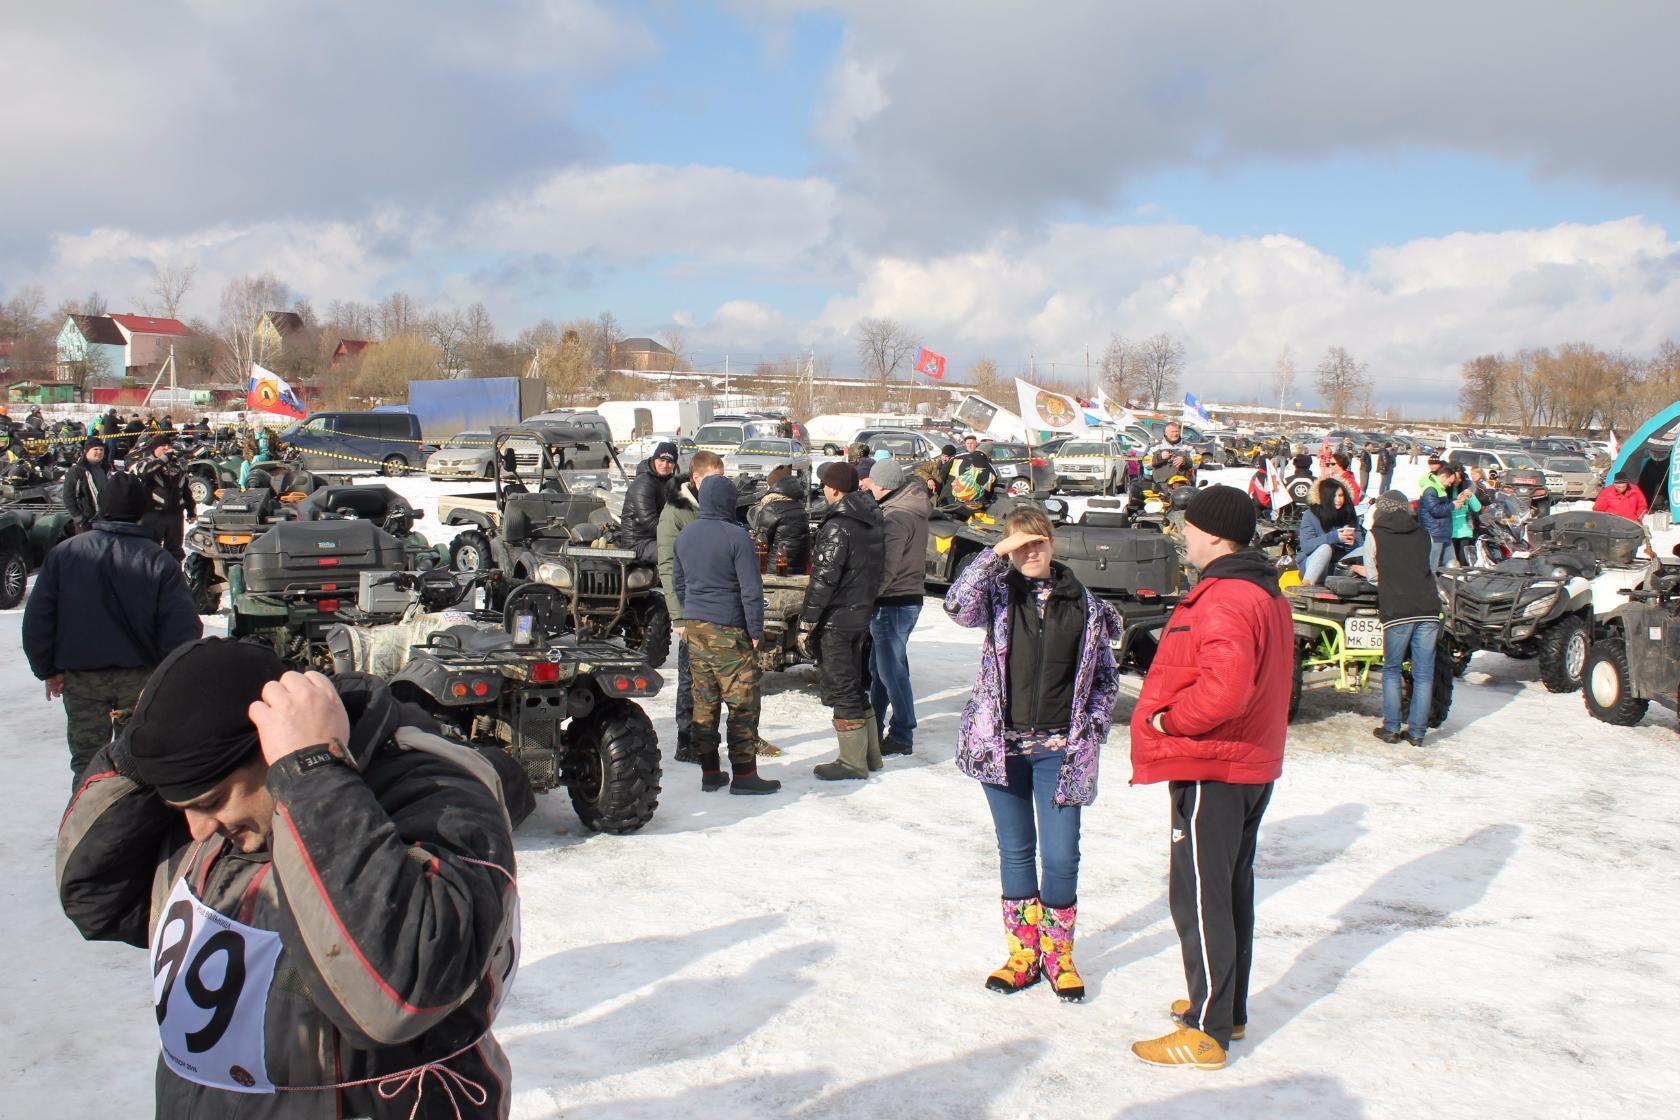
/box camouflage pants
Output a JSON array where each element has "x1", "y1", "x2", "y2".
[
  {"x1": 62, "y1": 667, "x2": 153, "y2": 786},
  {"x1": 686, "y1": 621, "x2": 761, "y2": 767}
]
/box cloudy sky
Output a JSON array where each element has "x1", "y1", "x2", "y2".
[{"x1": 7, "y1": 0, "x2": 1680, "y2": 410}]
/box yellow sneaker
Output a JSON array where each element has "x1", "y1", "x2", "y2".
[
  {"x1": 1131, "y1": 1027, "x2": 1226, "y2": 1070},
  {"x1": 1170, "y1": 999, "x2": 1245, "y2": 1040}
]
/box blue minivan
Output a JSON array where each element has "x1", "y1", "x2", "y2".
[{"x1": 282, "y1": 411, "x2": 434, "y2": 475}]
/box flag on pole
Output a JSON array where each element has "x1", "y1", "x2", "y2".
[
  {"x1": 1607, "y1": 430, "x2": 1621, "y2": 459},
  {"x1": 914, "y1": 347, "x2": 946, "y2": 380},
  {"x1": 247, "y1": 364, "x2": 306, "y2": 419},
  {"x1": 1181, "y1": 392, "x2": 1211, "y2": 427},
  {"x1": 1015, "y1": 378, "x2": 1089, "y2": 436},
  {"x1": 1265, "y1": 456, "x2": 1289, "y2": 510}
]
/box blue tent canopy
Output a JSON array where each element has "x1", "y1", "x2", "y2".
[{"x1": 1608, "y1": 400, "x2": 1680, "y2": 511}]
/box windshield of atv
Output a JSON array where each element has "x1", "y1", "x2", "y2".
[
  {"x1": 738, "y1": 439, "x2": 800, "y2": 455},
  {"x1": 445, "y1": 432, "x2": 490, "y2": 449}
]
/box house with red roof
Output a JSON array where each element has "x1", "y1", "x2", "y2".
[
  {"x1": 331, "y1": 338, "x2": 375, "y2": 370},
  {"x1": 107, "y1": 313, "x2": 194, "y2": 375}
]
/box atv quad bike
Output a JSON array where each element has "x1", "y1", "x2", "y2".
[
  {"x1": 0, "y1": 491, "x2": 75, "y2": 609},
  {"x1": 445, "y1": 427, "x2": 671, "y2": 668},
  {"x1": 1438, "y1": 511, "x2": 1654, "y2": 691},
  {"x1": 328, "y1": 571, "x2": 663, "y2": 833},
  {"x1": 1055, "y1": 500, "x2": 1182, "y2": 674},
  {"x1": 1285, "y1": 573, "x2": 1455, "y2": 727},
  {"x1": 1583, "y1": 557, "x2": 1680, "y2": 729},
  {"x1": 185, "y1": 472, "x2": 438, "y2": 617}
]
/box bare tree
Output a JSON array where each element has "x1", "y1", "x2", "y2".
[
  {"x1": 1271, "y1": 346, "x2": 1296, "y2": 420},
  {"x1": 425, "y1": 311, "x2": 469, "y2": 377},
  {"x1": 968, "y1": 356, "x2": 1005, "y2": 401},
  {"x1": 354, "y1": 331, "x2": 442, "y2": 398},
  {"x1": 378, "y1": 292, "x2": 421, "y2": 339},
  {"x1": 145, "y1": 264, "x2": 196, "y2": 319},
  {"x1": 1457, "y1": 354, "x2": 1502, "y2": 425},
  {"x1": 593, "y1": 311, "x2": 624, "y2": 371},
  {"x1": 659, "y1": 325, "x2": 688, "y2": 372},
  {"x1": 218, "y1": 273, "x2": 291, "y2": 379},
  {"x1": 1314, "y1": 345, "x2": 1369, "y2": 424},
  {"x1": 1099, "y1": 335, "x2": 1134, "y2": 404},
  {"x1": 1135, "y1": 332, "x2": 1185, "y2": 409},
  {"x1": 1505, "y1": 349, "x2": 1546, "y2": 431},
  {"x1": 854, "y1": 317, "x2": 915, "y2": 404}
]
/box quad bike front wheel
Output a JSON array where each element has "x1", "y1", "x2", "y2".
[
  {"x1": 451, "y1": 529, "x2": 491, "y2": 573},
  {"x1": 183, "y1": 554, "x2": 221, "y2": 615},
  {"x1": 1582, "y1": 639, "x2": 1648, "y2": 726},
  {"x1": 0, "y1": 547, "x2": 27, "y2": 610},
  {"x1": 623, "y1": 596, "x2": 672, "y2": 669},
  {"x1": 1538, "y1": 615, "x2": 1590, "y2": 694},
  {"x1": 1400, "y1": 650, "x2": 1455, "y2": 729},
  {"x1": 563, "y1": 698, "x2": 662, "y2": 834}
]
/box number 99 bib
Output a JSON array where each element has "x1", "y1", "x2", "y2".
[{"x1": 151, "y1": 876, "x2": 283, "y2": 1094}]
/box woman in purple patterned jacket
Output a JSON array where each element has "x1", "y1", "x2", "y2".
[{"x1": 945, "y1": 504, "x2": 1122, "y2": 1002}]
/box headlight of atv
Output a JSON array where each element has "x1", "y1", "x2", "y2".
[
  {"x1": 534, "y1": 561, "x2": 574, "y2": 589},
  {"x1": 626, "y1": 566, "x2": 655, "y2": 591},
  {"x1": 1520, "y1": 591, "x2": 1559, "y2": 618},
  {"x1": 186, "y1": 527, "x2": 210, "y2": 551}
]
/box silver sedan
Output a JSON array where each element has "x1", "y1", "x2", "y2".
[
  {"x1": 426, "y1": 431, "x2": 497, "y2": 479},
  {"x1": 724, "y1": 438, "x2": 812, "y2": 485}
]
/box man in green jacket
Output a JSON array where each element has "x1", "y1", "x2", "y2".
[{"x1": 658, "y1": 450, "x2": 723, "y2": 763}]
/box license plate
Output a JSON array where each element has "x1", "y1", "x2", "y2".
[
  {"x1": 997, "y1": 465, "x2": 1018, "y2": 477},
  {"x1": 1345, "y1": 616, "x2": 1383, "y2": 649}
]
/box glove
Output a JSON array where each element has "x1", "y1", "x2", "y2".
[{"x1": 796, "y1": 623, "x2": 818, "y2": 660}]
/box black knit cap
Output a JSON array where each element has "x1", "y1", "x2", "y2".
[
  {"x1": 127, "y1": 638, "x2": 290, "y2": 802},
  {"x1": 652, "y1": 440, "x2": 679, "y2": 464},
  {"x1": 1185, "y1": 484, "x2": 1257, "y2": 546},
  {"x1": 98, "y1": 473, "x2": 148, "y2": 523},
  {"x1": 821, "y1": 461, "x2": 859, "y2": 493}
]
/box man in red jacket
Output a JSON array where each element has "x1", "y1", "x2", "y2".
[
  {"x1": 1593, "y1": 469, "x2": 1649, "y2": 521},
  {"x1": 1128, "y1": 484, "x2": 1293, "y2": 1070}
]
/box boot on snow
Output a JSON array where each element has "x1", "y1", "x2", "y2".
[
  {"x1": 730, "y1": 761, "x2": 782, "y2": 795},
  {"x1": 863, "y1": 709, "x2": 883, "y2": 772},
  {"x1": 674, "y1": 729, "x2": 699, "y2": 764},
  {"x1": 698, "y1": 748, "x2": 728, "y2": 792},
  {"x1": 1039, "y1": 903, "x2": 1085, "y2": 1002},
  {"x1": 984, "y1": 896, "x2": 1043, "y2": 994},
  {"x1": 813, "y1": 718, "x2": 870, "y2": 781}
]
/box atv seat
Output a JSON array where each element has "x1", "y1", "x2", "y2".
[
  {"x1": 298, "y1": 485, "x2": 397, "y2": 521},
  {"x1": 436, "y1": 625, "x2": 517, "y2": 654},
  {"x1": 1080, "y1": 511, "x2": 1131, "y2": 528},
  {"x1": 1324, "y1": 575, "x2": 1377, "y2": 600}
]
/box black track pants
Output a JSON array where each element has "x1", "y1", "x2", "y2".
[{"x1": 1168, "y1": 779, "x2": 1273, "y2": 1048}]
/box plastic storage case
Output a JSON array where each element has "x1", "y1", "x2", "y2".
[{"x1": 243, "y1": 520, "x2": 407, "y2": 594}]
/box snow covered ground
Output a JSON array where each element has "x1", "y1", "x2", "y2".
[{"x1": 5, "y1": 469, "x2": 1679, "y2": 1118}]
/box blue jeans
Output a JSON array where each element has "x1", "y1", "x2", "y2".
[
  {"x1": 982, "y1": 751, "x2": 1082, "y2": 908},
  {"x1": 1382, "y1": 620, "x2": 1441, "y2": 737},
  {"x1": 1299, "y1": 541, "x2": 1359, "y2": 584},
  {"x1": 1427, "y1": 540, "x2": 1454, "y2": 571},
  {"x1": 868, "y1": 602, "x2": 922, "y2": 745}
]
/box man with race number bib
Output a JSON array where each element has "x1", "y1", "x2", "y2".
[{"x1": 57, "y1": 638, "x2": 520, "y2": 1118}]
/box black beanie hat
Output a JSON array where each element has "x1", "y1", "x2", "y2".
[
  {"x1": 127, "y1": 638, "x2": 290, "y2": 802},
  {"x1": 1185, "y1": 484, "x2": 1257, "y2": 546},
  {"x1": 820, "y1": 461, "x2": 859, "y2": 493},
  {"x1": 98, "y1": 473, "x2": 148, "y2": 523},
  {"x1": 652, "y1": 440, "x2": 679, "y2": 464}
]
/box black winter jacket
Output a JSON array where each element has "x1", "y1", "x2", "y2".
[
  {"x1": 1372, "y1": 505, "x2": 1442, "y2": 625},
  {"x1": 63, "y1": 457, "x2": 108, "y2": 526},
  {"x1": 800, "y1": 491, "x2": 884, "y2": 632},
  {"x1": 1004, "y1": 562, "x2": 1089, "y2": 732},
  {"x1": 21, "y1": 521, "x2": 202, "y2": 678},
  {"x1": 56, "y1": 674, "x2": 518, "y2": 1119},
  {"x1": 137, "y1": 455, "x2": 197, "y2": 518},
  {"x1": 748, "y1": 476, "x2": 812, "y2": 570},
  {"x1": 619, "y1": 459, "x2": 671, "y2": 562}
]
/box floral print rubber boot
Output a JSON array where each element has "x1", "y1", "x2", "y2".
[
  {"x1": 1039, "y1": 903, "x2": 1085, "y2": 1002},
  {"x1": 985, "y1": 897, "x2": 1043, "y2": 994}
]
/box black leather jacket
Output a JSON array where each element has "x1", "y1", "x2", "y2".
[
  {"x1": 800, "y1": 491, "x2": 884, "y2": 632},
  {"x1": 619, "y1": 459, "x2": 672, "y2": 561},
  {"x1": 748, "y1": 477, "x2": 812, "y2": 570}
]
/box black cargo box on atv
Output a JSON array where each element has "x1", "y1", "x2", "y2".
[
  {"x1": 244, "y1": 520, "x2": 407, "y2": 594},
  {"x1": 208, "y1": 488, "x2": 278, "y2": 529},
  {"x1": 1527, "y1": 511, "x2": 1643, "y2": 565},
  {"x1": 1055, "y1": 525, "x2": 1180, "y2": 596}
]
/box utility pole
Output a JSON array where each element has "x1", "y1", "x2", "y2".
[{"x1": 725, "y1": 354, "x2": 731, "y2": 408}]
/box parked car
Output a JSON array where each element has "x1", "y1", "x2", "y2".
[
  {"x1": 691, "y1": 418, "x2": 785, "y2": 455},
  {"x1": 979, "y1": 440, "x2": 1058, "y2": 497},
  {"x1": 1053, "y1": 437, "x2": 1134, "y2": 493},
  {"x1": 1448, "y1": 447, "x2": 1553, "y2": 514},
  {"x1": 725, "y1": 438, "x2": 812, "y2": 485},
  {"x1": 621, "y1": 432, "x2": 697, "y2": 473},
  {"x1": 526, "y1": 409, "x2": 613, "y2": 446},
  {"x1": 848, "y1": 428, "x2": 945, "y2": 462},
  {"x1": 1521, "y1": 436, "x2": 1586, "y2": 456},
  {"x1": 1536, "y1": 454, "x2": 1602, "y2": 501},
  {"x1": 281, "y1": 410, "x2": 435, "y2": 475},
  {"x1": 426, "y1": 430, "x2": 497, "y2": 480}
]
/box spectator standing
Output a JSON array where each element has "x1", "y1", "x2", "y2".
[
  {"x1": 673, "y1": 473, "x2": 780, "y2": 795},
  {"x1": 62, "y1": 439, "x2": 109, "y2": 532},
  {"x1": 1357, "y1": 442, "x2": 1374, "y2": 492},
  {"x1": 1594, "y1": 469, "x2": 1649, "y2": 521},
  {"x1": 1367, "y1": 490, "x2": 1444, "y2": 747},
  {"x1": 1128, "y1": 485, "x2": 1293, "y2": 1069},
  {"x1": 944, "y1": 504, "x2": 1121, "y2": 1002},
  {"x1": 800, "y1": 462, "x2": 885, "y2": 780},
  {"x1": 747, "y1": 464, "x2": 812, "y2": 571},
  {"x1": 22, "y1": 473, "x2": 202, "y2": 783},
  {"x1": 659, "y1": 451, "x2": 724, "y2": 764},
  {"x1": 860, "y1": 458, "x2": 930, "y2": 756},
  {"x1": 1449, "y1": 469, "x2": 1482, "y2": 567},
  {"x1": 621, "y1": 441, "x2": 678, "y2": 563},
  {"x1": 136, "y1": 440, "x2": 197, "y2": 560},
  {"x1": 950, "y1": 434, "x2": 998, "y2": 507},
  {"x1": 56, "y1": 640, "x2": 519, "y2": 1117},
  {"x1": 1289, "y1": 445, "x2": 1315, "y2": 480},
  {"x1": 1416, "y1": 460, "x2": 1461, "y2": 570},
  {"x1": 1376, "y1": 441, "x2": 1397, "y2": 494}
]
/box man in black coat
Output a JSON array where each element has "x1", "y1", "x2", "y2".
[
  {"x1": 620, "y1": 441, "x2": 678, "y2": 563},
  {"x1": 800, "y1": 461, "x2": 886, "y2": 780},
  {"x1": 136, "y1": 440, "x2": 198, "y2": 559},
  {"x1": 22, "y1": 472, "x2": 203, "y2": 783},
  {"x1": 62, "y1": 439, "x2": 110, "y2": 532},
  {"x1": 747, "y1": 465, "x2": 812, "y2": 570}
]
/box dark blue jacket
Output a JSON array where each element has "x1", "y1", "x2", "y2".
[
  {"x1": 1297, "y1": 478, "x2": 1365, "y2": 566},
  {"x1": 21, "y1": 521, "x2": 203, "y2": 678},
  {"x1": 672, "y1": 475, "x2": 765, "y2": 638},
  {"x1": 1416, "y1": 474, "x2": 1457, "y2": 542}
]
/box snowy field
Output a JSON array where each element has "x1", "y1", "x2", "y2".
[{"x1": 4, "y1": 468, "x2": 1679, "y2": 1118}]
